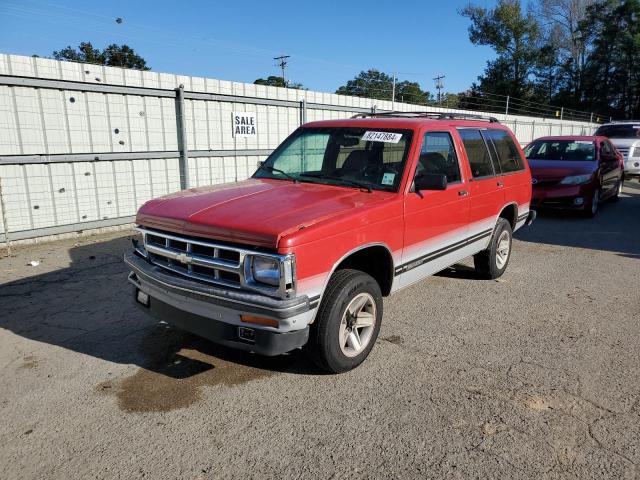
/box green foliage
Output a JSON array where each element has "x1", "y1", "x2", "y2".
[
  {"x1": 461, "y1": 0, "x2": 541, "y2": 98},
  {"x1": 461, "y1": 0, "x2": 640, "y2": 118},
  {"x1": 335, "y1": 69, "x2": 432, "y2": 104},
  {"x1": 253, "y1": 76, "x2": 305, "y2": 89},
  {"x1": 580, "y1": 0, "x2": 640, "y2": 118},
  {"x1": 52, "y1": 42, "x2": 149, "y2": 70}
]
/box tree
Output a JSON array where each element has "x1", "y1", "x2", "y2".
[
  {"x1": 537, "y1": 0, "x2": 595, "y2": 106},
  {"x1": 580, "y1": 0, "x2": 640, "y2": 118},
  {"x1": 335, "y1": 69, "x2": 432, "y2": 104},
  {"x1": 461, "y1": 0, "x2": 542, "y2": 98},
  {"x1": 52, "y1": 42, "x2": 150, "y2": 70},
  {"x1": 396, "y1": 80, "x2": 433, "y2": 104},
  {"x1": 253, "y1": 76, "x2": 305, "y2": 89}
]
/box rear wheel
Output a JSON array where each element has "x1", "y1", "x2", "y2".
[
  {"x1": 474, "y1": 218, "x2": 512, "y2": 279},
  {"x1": 305, "y1": 269, "x2": 382, "y2": 373}
]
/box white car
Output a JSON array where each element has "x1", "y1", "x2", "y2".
[{"x1": 594, "y1": 122, "x2": 640, "y2": 179}]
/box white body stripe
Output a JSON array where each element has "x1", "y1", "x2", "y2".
[{"x1": 298, "y1": 203, "x2": 531, "y2": 323}]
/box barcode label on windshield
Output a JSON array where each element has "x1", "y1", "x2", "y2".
[{"x1": 362, "y1": 131, "x2": 403, "y2": 143}]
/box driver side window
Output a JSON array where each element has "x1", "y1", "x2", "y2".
[
  {"x1": 417, "y1": 132, "x2": 461, "y2": 184},
  {"x1": 601, "y1": 141, "x2": 613, "y2": 158}
]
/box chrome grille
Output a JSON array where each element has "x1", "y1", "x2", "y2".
[
  {"x1": 616, "y1": 146, "x2": 630, "y2": 159},
  {"x1": 142, "y1": 229, "x2": 242, "y2": 288},
  {"x1": 136, "y1": 227, "x2": 296, "y2": 298}
]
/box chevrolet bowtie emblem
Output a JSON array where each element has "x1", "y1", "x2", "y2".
[{"x1": 175, "y1": 252, "x2": 193, "y2": 264}]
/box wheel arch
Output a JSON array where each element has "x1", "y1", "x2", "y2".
[
  {"x1": 324, "y1": 243, "x2": 395, "y2": 298},
  {"x1": 498, "y1": 202, "x2": 518, "y2": 230}
]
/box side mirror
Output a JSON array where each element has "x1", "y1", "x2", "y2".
[{"x1": 414, "y1": 173, "x2": 447, "y2": 191}]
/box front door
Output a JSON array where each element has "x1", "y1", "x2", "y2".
[
  {"x1": 599, "y1": 140, "x2": 620, "y2": 194},
  {"x1": 398, "y1": 130, "x2": 470, "y2": 288}
]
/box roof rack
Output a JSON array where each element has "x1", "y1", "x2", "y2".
[{"x1": 351, "y1": 111, "x2": 500, "y2": 123}]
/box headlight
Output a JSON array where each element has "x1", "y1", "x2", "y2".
[
  {"x1": 559, "y1": 174, "x2": 591, "y2": 185},
  {"x1": 251, "y1": 256, "x2": 280, "y2": 287}
]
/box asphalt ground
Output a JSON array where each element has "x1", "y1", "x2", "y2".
[{"x1": 1, "y1": 181, "x2": 639, "y2": 479}]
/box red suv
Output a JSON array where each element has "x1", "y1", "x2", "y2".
[{"x1": 125, "y1": 112, "x2": 534, "y2": 373}]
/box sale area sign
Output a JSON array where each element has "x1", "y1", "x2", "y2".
[{"x1": 232, "y1": 112, "x2": 257, "y2": 137}]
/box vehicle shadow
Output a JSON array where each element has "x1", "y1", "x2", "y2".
[
  {"x1": 435, "y1": 263, "x2": 480, "y2": 280},
  {"x1": 514, "y1": 181, "x2": 640, "y2": 259},
  {"x1": 0, "y1": 235, "x2": 322, "y2": 380}
]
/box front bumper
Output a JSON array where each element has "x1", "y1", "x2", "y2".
[
  {"x1": 125, "y1": 251, "x2": 314, "y2": 356},
  {"x1": 532, "y1": 183, "x2": 593, "y2": 210},
  {"x1": 624, "y1": 159, "x2": 640, "y2": 176}
]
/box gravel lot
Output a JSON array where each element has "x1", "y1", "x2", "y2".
[{"x1": 1, "y1": 182, "x2": 639, "y2": 479}]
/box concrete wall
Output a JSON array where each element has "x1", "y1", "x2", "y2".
[{"x1": 0, "y1": 53, "x2": 597, "y2": 243}]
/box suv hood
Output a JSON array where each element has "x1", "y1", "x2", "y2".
[
  {"x1": 528, "y1": 159, "x2": 597, "y2": 179},
  {"x1": 137, "y1": 178, "x2": 392, "y2": 248}
]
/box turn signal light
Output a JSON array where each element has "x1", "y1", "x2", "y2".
[{"x1": 240, "y1": 315, "x2": 278, "y2": 328}]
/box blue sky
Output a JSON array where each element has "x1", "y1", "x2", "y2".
[{"x1": 0, "y1": 0, "x2": 497, "y2": 94}]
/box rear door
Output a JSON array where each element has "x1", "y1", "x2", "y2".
[
  {"x1": 484, "y1": 129, "x2": 528, "y2": 215},
  {"x1": 456, "y1": 128, "x2": 504, "y2": 247},
  {"x1": 398, "y1": 129, "x2": 470, "y2": 287}
]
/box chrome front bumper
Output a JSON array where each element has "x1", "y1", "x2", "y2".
[{"x1": 125, "y1": 251, "x2": 317, "y2": 355}]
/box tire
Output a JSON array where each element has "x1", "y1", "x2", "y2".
[
  {"x1": 584, "y1": 188, "x2": 600, "y2": 218},
  {"x1": 305, "y1": 269, "x2": 383, "y2": 373},
  {"x1": 612, "y1": 178, "x2": 623, "y2": 202},
  {"x1": 473, "y1": 218, "x2": 513, "y2": 280}
]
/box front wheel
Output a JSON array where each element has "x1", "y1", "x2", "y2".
[
  {"x1": 473, "y1": 218, "x2": 513, "y2": 279},
  {"x1": 612, "y1": 179, "x2": 623, "y2": 202},
  {"x1": 584, "y1": 188, "x2": 600, "y2": 217},
  {"x1": 305, "y1": 269, "x2": 382, "y2": 373}
]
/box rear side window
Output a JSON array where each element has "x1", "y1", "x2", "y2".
[
  {"x1": 458, "y1": 129, "x2": 495, "y2": 178},
  {"x1": 485, "y1": 129, "x2": 524, "y2": 173}
]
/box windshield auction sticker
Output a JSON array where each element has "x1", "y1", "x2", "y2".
[{"x1": 362, "y1": 131, "x2": 402, "y2": 143}]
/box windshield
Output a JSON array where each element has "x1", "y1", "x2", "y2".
[
  {"x1": 594, "y1": 124, "x2": 640, "y2": 139},
  {"x1": 524, "y1": 140, "x2": 595, "y2": 161},
  {"x1": 253, "y1": 127, "x2": 413, "y2": 192}
]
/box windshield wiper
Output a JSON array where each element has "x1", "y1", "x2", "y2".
[
  {"x1": 257, "y1": 164, "x2": 298, "y2": 182},
  {"x1": 298, "y1": 173, "x2": 372, "y2": 192}
]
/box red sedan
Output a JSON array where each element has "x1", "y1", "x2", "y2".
[{"x1": 525, "y1": 135, "x2": 624, "y2": 217}]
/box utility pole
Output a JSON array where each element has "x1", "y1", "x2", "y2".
[
  {"x1": 433, "y1": 74, "x2": 445, "y2": 105},
  {"x1": 273, "y1": 55, "x2": 290, "y2": 87},
  {"x1": 391, "y1": 72, "x2": 396, "y2": 110}
]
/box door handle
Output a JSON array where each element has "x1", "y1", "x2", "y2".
[
  {"x1": 497, "y1": 181, "x2": 504, "y2": 187},
  {"x1": 458, "y1": 190, "x2": 469, "y2": 196}
]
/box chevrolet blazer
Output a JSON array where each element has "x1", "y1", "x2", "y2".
[{"x1": 125, "y1": 112, "x2": 535, "y2": 373}]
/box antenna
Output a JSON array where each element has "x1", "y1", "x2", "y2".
[
  {"x1": 273, "y1": 55, "x2": 290, "y2": 87},
  {"x1": 433, "y1": 74, "x2": 445, "y2": 105}
]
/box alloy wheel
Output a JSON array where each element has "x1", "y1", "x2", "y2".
[
  {"x1": 495, "y1": 230, "x2": 511, "y2": 270},
  {"x1": 339, "y1": 293, "x2": 377, "y2": 358}
]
